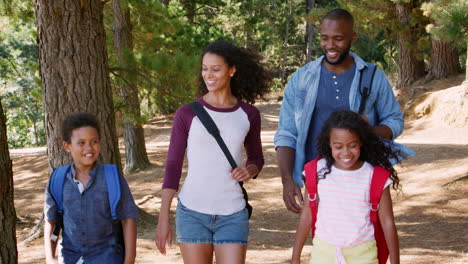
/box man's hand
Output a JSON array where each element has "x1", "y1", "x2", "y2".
[{"x1": 282, "y1": 179, "x2": 303, "y2": 214}]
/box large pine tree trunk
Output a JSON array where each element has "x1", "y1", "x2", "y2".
[
  {"x1": 428, "y1": 39, "x2": 460, "y2": 79},
  {"x1": 34, "y1": 0, "x2": 122, "y2": 170},
  {"x1": 0, "y1": 99, "x2": 18, "y2": 264},
  {"x1": 305, "y1": 0, "x2": 316, "y2": 62},
  {"x1": 112, "y1": 0, "x2": 150, "y2": 173},
  {"x1": 396, "y1": 2, "x2": 426, "y2": 88}
]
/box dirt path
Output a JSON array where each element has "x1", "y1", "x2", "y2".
[{"x1": 13, "y1": 99, "x2": 468, "y2": 263}]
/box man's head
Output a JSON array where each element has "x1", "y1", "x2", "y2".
[{"x1": 320, "y1": 9, "x2": 356, "y2": 66}]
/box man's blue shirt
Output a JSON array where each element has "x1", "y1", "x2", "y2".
[
  {"x1": 44, "y1": 163, "x2": 138, "y2": 263},
  {"x1": 305, "y1": 63, "x2": 356, "y2": 161},
  {"x1": 274, "y1": 52, "x2": 409, "y2": 187}
]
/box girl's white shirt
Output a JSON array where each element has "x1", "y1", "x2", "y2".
[{"x1": 306, "y1": 158, "x2": 392, "y2": 247}]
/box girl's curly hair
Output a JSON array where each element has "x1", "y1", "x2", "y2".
[
  {"x1": 197, "y1": 40, "x2": 272, "y2": 103},
  {"x1": 317, "y1": 110, "x2": 401, "y2": 190}
]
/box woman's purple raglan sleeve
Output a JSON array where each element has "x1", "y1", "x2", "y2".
[
  {"x1": 162, "y1": 105, "x2": 193, "y2": 191},
  {"x1": 243, "y1": 105, "x2": 264, "y2": 172}
]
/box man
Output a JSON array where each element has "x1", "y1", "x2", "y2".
[{"x1": 274, "y1": 9, "x2": 411, "y2": 213}]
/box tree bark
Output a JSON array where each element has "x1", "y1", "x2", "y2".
[
  {"x1": 112, "y1": 0, "x2": 150, "y2": 173},
  {"x1": 428, "y1": 39, "x2": 460, "y2": 79},
  {"x1": 305, "y1": 0, "x2": 315, "y2": 62},
  {"x1": 396, "y1": 2, "x2": 426, "y2": 88},
  {"x1": 34, "y1": 0, "x2": 122, "y2": 170},
  {"x1": 0, "y1": 99, "x2": 18, "y2": 264}
]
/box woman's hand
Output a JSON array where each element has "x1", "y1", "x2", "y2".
[
  {"x1": 231, "y1": 164, "x2": 259, "y2": 182},
  {"x1": 155, "y1": 218, "x2": 172, "y2": 255}
]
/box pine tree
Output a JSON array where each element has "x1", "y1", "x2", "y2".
[{"x1": 0, "y1": 98, "x2": 18, "y2": 264}]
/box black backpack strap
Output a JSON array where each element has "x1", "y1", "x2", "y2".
[
  {"x1": 189, "y1": 101, "x2": 253, "y2": 219},
  {"x1": 189, "y1": 101, "x2": 238, "y2": 169},
  {"x1": 358, "y1": 63, "x2": 377, "y2": 114}
]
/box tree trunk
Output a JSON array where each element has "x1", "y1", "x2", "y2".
[
  {"x1": 0, "y1": 99, "x2": 18, "y2": 264},
  {"x1": 34, "y1": 0, "x2": 122, "y2": 170},
  {"x1": 428, "y1": 39, "x2": 460, "y2": 79},
  {"x1": 396, "y1": 2, "x2": 426, "y2": 88},
  {"x1": 112, "y1": 0, "x2": 150, "y2": 173},
  {"x1": 305, "y1": 0, "x2": 316, "y2": 62}
]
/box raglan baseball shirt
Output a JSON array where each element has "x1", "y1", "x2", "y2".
[{"x1": 163, "y1": 97, "x2": 264, "y2": 215}]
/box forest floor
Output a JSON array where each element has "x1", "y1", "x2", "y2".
[{"x1": 12, "y1": 73, "x2": 468, "y2": 263}]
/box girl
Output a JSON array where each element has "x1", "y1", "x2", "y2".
[
  {"x1": 155, "y1": 40, "x2": 272, "y2": 263},
  {"x1": 292, "y1": 110, "x2": 400, "y2": 264}
]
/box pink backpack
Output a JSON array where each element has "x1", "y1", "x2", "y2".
[{"x1": 304, "y1": 157, "x2": 390, "y2": 264}]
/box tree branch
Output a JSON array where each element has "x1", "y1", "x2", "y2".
[{"x1": 109, "y1": 67, "x2": 159, "y2": 89}]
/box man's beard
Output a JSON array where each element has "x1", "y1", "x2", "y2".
[{"x1": 322, "y1": 45, "x2": 351, "y2": 65}]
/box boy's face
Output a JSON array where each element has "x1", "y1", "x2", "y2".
[{"x1": 63, "y1": 126, "x2": 100, "y2": 170}]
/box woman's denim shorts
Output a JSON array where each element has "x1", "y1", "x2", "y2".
[{"x1": 175, "y1": 201, "x2": 249, "y2": 245}]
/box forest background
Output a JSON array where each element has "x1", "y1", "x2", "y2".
[{"x1": 0, "y1": 0, "x2": 467, "y2": 263}]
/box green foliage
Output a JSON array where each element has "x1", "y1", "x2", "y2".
[
  {"x1": 421, "y1": 0, "x2": 468, "y2": 46},
  {"x1": 3, "y1": 0, "x2": 466, "y2": 146},
  {"x1": 0, "y1": 13, "x2": 44, "y2": 149},
  {"x1": 105, "y1": 0, "x2": 208, "y2": 115}
]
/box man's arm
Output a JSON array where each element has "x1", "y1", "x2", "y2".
[
  {"x1": 277, "y1": 146, "x2": 303, "y2": 214},
  {"x1": 373, "y1": 70, "x2": 404, "y2": 139},
  {"x1": 373, "y1": 125, "x2": 393, "y2": 139},
  {"x1": 360, "y1": 114, "x2": 393, "y2": 139}
]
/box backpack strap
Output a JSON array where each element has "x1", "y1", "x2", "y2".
[
  {"x1": 370, "y1": 165, "x2": 391, "y2": 264},
  {"x1": 304, "y1": 157, "x2": 320, "y2": 238},
  {"x1": 48, "y1": 164, "x2": 72, "y2": 242},
  {"x1": 103, "y1": 164, "x2": 121, "y2": 222},
  {"x1": 189, "y1": 101, "x2": 237, "y2": 169},
  {"x1": 358, "y1": 63, "x2": 377, "y2": 114},
  {"x1": 188, "y1": 101, "x2": 253, "y2": 219},
  {"x1": 48, "y1": 164, "x2": 122, "y2": 243}
]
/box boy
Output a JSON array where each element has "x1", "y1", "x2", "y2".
[{"x1": 44, "y1": 112, "x2": 138, "y2": 264}]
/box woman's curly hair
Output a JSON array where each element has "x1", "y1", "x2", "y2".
[
  {"x1": 197, "y1": 40, "x2": 273, "y2": 103},
  {"x1": 317, "y1": 110, "x2": 401, "y2": 190}
]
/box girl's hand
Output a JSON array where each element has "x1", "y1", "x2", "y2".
[
  {"x1": 291, "y1": 259, "x2": 301, "y2": 264},
  {"x1": 231, "y1": 165, "x2": 258, "y2": 182},
  {"x1": 155, "y1": 219, "x2": 172, "y2": 255}
]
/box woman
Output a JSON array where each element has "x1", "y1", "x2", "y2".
[{"x1": 155, "y1": 40, "x2": 272, "y2": 263}]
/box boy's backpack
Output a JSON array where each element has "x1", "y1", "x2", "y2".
[
  {"x1": 304, "y1": 157, "x2": 390, "y2": 264},
  {"x1": 189, "y1": 101, "x2": 254, "y2": 219},
  {"x1": 48, "y1": 164, "x2": 123, "y2": 244}
]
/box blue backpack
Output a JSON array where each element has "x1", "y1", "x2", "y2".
[{"x1": 48, "y1": 164, "x2": 122, "y2": 243}]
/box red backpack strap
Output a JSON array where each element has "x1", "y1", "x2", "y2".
[
  {"x1": 370, "y1": 165, "x2": 391, "y2": 264},
  {"x1": 304, "y1": 157, "x2": 320, "y2": 238}
]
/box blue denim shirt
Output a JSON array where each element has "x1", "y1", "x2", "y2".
[
  {"x1": 274, "y1": 53, "x2": 411, "y2": 187},
  {"x1": 44, "y1": 164, "x2": 138, "y2": 263}
]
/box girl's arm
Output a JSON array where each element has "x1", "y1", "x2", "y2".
[
  {"x1": 44, "y1": 220, "x2": 58, "y2": 264},
  {"x1": 292, "y1": 188, "x2": 312, "y2": 264},
  {"x1": 155, "y1": 188, "x2": 176, "y2": 255},
  {"x1": 378, "y1": 187, "x2": 400, "y2": 264},
  {"x1": 122, "y1": 218, "x2": 137, "y2": 264}
]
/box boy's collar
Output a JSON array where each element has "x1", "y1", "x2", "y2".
[{"x1": 70, "y1": 162, "x2": 99, "y2": 179}]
